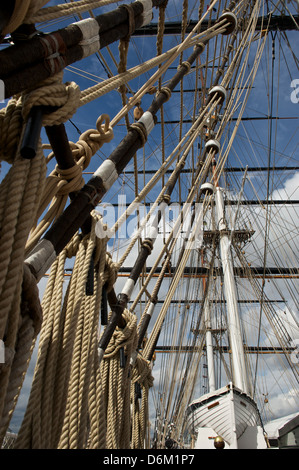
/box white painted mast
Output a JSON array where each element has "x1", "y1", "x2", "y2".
[
  {"x1": 214, "y1": 185, "x2": 249, "y2": 395},
  {"x1": 203, "y1": 294, "x2": 216, "y2": 392}
]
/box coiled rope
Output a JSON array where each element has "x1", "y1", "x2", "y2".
[{"x1": 0, "y1": 68, "x2": 80, "y2": 445}]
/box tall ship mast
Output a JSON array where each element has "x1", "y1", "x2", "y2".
[{"x1": 0, "y1": 0, "x2": 298, "y2": 450}]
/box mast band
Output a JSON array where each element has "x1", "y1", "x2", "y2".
[
  {"x1": 201, "y1": 182, "x2": 214, "y2": 194},
  {"x1": 208, "y1": 85, "x2": 227, "y2": 104},
  {"x1": 138, "y1": 111, "x2": 155, "y2": 135},
  {"x1": 205, "y1": 139, "x2": 221, "y2": 153},
  {"x1": 122, "y1": 278, "x2": 135, "y2": 299},
  {"x1": 94, "y1": 159, "x2": 118, "y2": 190},
  {"x1": 136, "y1": 0, "x2": 153, "y2": 27},
  {"x1": 76, "y1": 17, "x2": 99, "y2": 39},
  {"x1": 76, "y1": 18, "x2": 100, "y2": 57}
]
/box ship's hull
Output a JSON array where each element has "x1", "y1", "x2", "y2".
[{"x1": 186, "y1": 383, "x2": 268, "y2": 449}]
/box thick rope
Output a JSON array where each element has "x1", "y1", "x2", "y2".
[
  {"x1": 131, "y1": 354, "x2": 154, "y2": 449},
  {"x1": 0, "y1": 0, "x2": 50, "y2": 39},
  {"x1": 0, "y1": 69, "x2": 81, "y2": 445},
  {"x1": 0, "y1": 264, "x2": 43, "y2": 443},
  {"x1": 98, "y1": 309, "x2": 138, "y2": 449},
  {"x1": 28, "y1": 0, "x2": 120, "y2": 23},
  {"x1": 15, "y1": 214, "x2": 120, "y2": 449},
  {"x1": 22, "y1": 71, "x2": 80, "y2": 127},
  {"x1": 0, "y1": 112, "x2": 46, "y2": 445}
]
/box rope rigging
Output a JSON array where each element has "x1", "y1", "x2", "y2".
[{"x1": 0, "y1": 0, "x2": 298, "y2": 450}]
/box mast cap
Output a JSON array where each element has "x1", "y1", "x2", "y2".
[
  {"x1": 208, "y1": 85, "x2": 227, "y2": 104},
  {"x1": 205, "y1": 139, "x2": 220, "y2": 154},
  {"x1": 200, "y1": 182, "x2": 214, "y2": 194},
  {"x1": 219, "y1": 11, "x2": 238, "y2": 35}
]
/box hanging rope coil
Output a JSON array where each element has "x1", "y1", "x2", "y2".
[
  {"x1": 99, "y1": 308, "x2": 138, "y2": 448},
  {"x1": 0, "y1": 97, "x2": 23, "y2": 164},
  {"x1": 22, "y1": 72, "x2": 80, "y2": 127},
  {"x1": 102, "y1": 309, "x2": 137, "y2": 360},
  {"x1": 0, "y1": 62, "x2": 83, "y2": 445},
  {"x1": 15, "y1": 213, "x2": 112, "y2": 449},
  {"x1": 131, "y1": 353, "x2": 154, "y2": 449},
  {"x1": 0, "y1": 83, "x2": 47, "y2": 444}
]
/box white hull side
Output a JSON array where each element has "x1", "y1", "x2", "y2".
[{"x1": 186, "y1": 383, "x2": 268, "y2": 449}]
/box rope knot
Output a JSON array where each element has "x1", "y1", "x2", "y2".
[
  {"x1": 55, "y1": 163, "x2": 85, "y2": 196},
  {"x1": 69, "y1": 114, "x2": 114, "y2": 169},
  {"x1": 22, "y1": 71, "x2": 80, "y2": 127},
  {"x1": 132, "y1": 354, "x2": 154, "y2": 389},
  {"x1": 103, "y1": 309, "x2": 137, "y2": 358}
]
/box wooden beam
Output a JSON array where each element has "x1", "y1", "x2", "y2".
[
  {"x1": 132, "y1": 15, "x2": 299, "y2": 36},
  {"x1": 154, "y1": 346, "x2": 296, "y2": 354}
]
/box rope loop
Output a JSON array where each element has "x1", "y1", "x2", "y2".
[
  {"x1": 119, "y1": 3, "x2": 136, "y2": 40},
  {"x1": 159, "y1": 86, "x2": 172, "y2": 101},
  {"x1": 142, "y1": 239, "x2": 154, "y2": 254},
  {"x1": 132, "y1": 353, "x2": 154, "y2": 390},
  {"x1": 129, "y1": 122, "x2": 148, "y2": 146},
  {"x1": 69, "y1": 114, "x2": 114, "y2": 169},
  {"x1": 178, "y1": 61, "x2": 191, "y2": 74}
]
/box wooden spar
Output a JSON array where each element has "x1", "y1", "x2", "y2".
[
  {"x1": 155, "y1": 116, "x2": 299, "y2": 125},
  {"x1": 129, "y1": 299, "x2": 286, "y2": 304},
  {"x1": 132, "y1": 14, "x2": 299, "y2": 36},
  {"x1": 97, "y1": 159, "x2": 183, "y2": 362},
  {"x1": 0, "y1": 0, "x2": 164, "y2": 98},
  {"x1": 25, "y1": 38, "x2": 210, "y2": 283},
  {"x1": 117, "y1": 266, "x2": 299, "y2": 277},
  {"x1": 83, "y1": 166, "x2": 299, "y2": 176},
  {"x1": 20, "y1": 106, "x2": 45, "y2": 159},
  {"x1": 21, "y1": 106, "x2": 75, "y2": 161},
  {"x1": 52, "y1": 269, "x2": 299, "y2": 279},
  {"x1": 110, "y1": 271, "x2": 299, "y2": 279},
  {"x1": 0, "y1": 1, "x2": 143, "y2": 72},
  {"x1": 45, "y1": 123, "x2": 76, "y2": 171},
  {"x1": 154, "y1": 346, "x2": 297, "y2": 354},
  {"x1": 95, "y1": 199, "x2": 299, "y2": 207}
]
